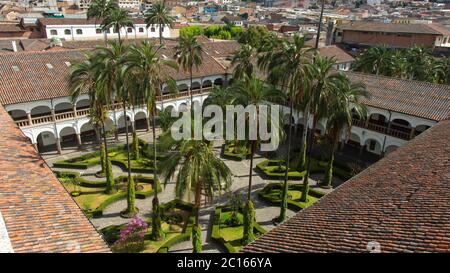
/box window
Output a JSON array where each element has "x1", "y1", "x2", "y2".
[
  {"x1": 127, "y1": 27, "x2": 133, "y2": 33},
  {"x1": 139, "y1": 27, "x2": 144, "y2": 33},
  {"x1": 106, "y1": 29, "x2": 111, "y2": 34},
  {"x1": 96, "y1": 29, "x2": 102, "y2": 34},
  {"x1": 12, "y1": 65, "x2": 20, "y2": 72},
  {"x1": 65, "y1": 62, "x2": 71, "y2": 67},
  {"x1": 50, "y1": 30, "x2": 57, "y2": 35},
  {"x1": 150, "y1": 27, "x2": 155, "y2": 32},
  {"x1": 161, "y1": 27, "x2": 164, "y2": 32},
  {"x1": 46, "y1": 63, "x2": 54, "y2": 69},
  {"x1": 113, "y1": 28, "x2": 118, "y2": 33},
  {"x1": 64, "y1": 29, "x2": 71, "y2": 35},
  {"x1": 76, "y1": 29, "x2": 83, "y2": 35}
]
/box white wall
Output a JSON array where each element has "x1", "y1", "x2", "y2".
[{"x1": 45, "y1": 24, "x2": 172, "y2": 41}]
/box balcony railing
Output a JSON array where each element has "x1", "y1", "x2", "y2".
[
  {"x1": 14, "y1": 88, "x2": 211, "y2": 127},
  {"x1": 352, "y1": 119, "x2": 411, "y2": 140}
]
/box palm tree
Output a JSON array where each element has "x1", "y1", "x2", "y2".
[
  {"x1": 259, "y1": 35, "x2": 314, "y2": 222},
  {"x1": 145, "y1": 0, "x2": 174, "y2": 45},
  {"x1": 124, "y1": 41, "x2": 178, "y2": 239},
  {"x1": 68, "y1": 54, "x2": 116, "y2": 194},
  {"x1": 87, "y1": 0, "x2": 118, "y2": 44},
  {"x1": 229, "y1": 76, "x2": 284, "y2": 244},
  {"x1": 159, "y1": 126, "x2": 232, "y2": 253},
  {"x1": 231, "y1": 44, "x2": 256, "y2": 80},
  {"x1": 323, "y1": 76, "x2": 369, "y2": 188},
  {"x1": 353, "y1": 45, "x2": 393, "y2": 76},
  {"x1": 300, "y1": 55, "x2": 344, "y2": 202},
  {"x1": 95, "y1": 42, "x2": 138, "y2": 217},
  {"x1": 101, "y1": 8, "x2": 134, "y2": 43},
  {"x1": 174, "y1": 33, "x2": 203, "y2": 107}
]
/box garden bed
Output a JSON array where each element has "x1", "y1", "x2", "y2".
[
  {"x1": 211, "y1": 206, "x2": 266, "y2": 253},
  {"x1": 56, "y1": 171, "x2": 161, "y2": 218},
  {"x1": 100, "y1": 199, "x2": 195, "y2": 253},
  {"x1": 222, "y1": 142, "x2": 251, "y2": 161},
  {"x1": 258, "y1": 183, "x2": 326, "y2": 211},
  {"x1": 53, "y1": 139, "x2": 166, "y2": 173}
]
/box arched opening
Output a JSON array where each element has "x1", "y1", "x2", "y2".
[
  {"x1": 8, "y1": 109, "x2": 27, "y2": 121},
  {"x1": 414, "y1": 124, "x2": 430, "y2": 137},
  {"x1": 202, "y1": 80, "x2": 212, "y2": 89},
  {"x1": 54, "y1": 102, "x2": 73, "y2": 114},
  {"x1": 30, "y1": 106, "x2": 51, "y2": 118},
  {"x1": 191, "y1": 81, "x2": 201, "y2": 92},
  {"x1": 36, "y1": 131, "x2": 57, "y2": 153},
  {"x1": 347, "y1": 133, "x2": 361, "y2": 148},
  {"x1": 80, "y1": 122, "x2": 97, "y2": 144},
  {"x1": 214, "y1": 78, "x2": 223, "y2": 86},
  {"x1": 59, "y1": 127, "x2": 77, "y2": 148},
  {"x1": 178, "y1": 84, "x2": 189, "y2": 93},
  {"x1": 117, "y1": 115, "x2": 133, "y2": 134},
  {"x1": 389, "y1": 118, "x2": 411, "y2": 139},
  {"x1": 134, "y1": 111, "x2": 148, "y2": 131},
  {"x1": 367, "y1": 113, "x2": 388, "y2": 133},
  {"x1": 76, "y1": 99, "x2": 90, "y2": 110},
  {"x1": 384, "y1": 145, "x2": 399, "y2": 155},
  {"x1": 364, "y1": 138, "x2": 381, "y2": 155}
]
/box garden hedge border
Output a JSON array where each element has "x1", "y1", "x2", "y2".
[
  {"x1": 258, "y1": 182, "x2": 326, "y2": 212},
  {"x1": 54, "y1": 170, "x2": 161, "y2": 218},
  {"x1": 222, "y1": 143, "x2": 251, "y2": 161},
  {"x1": 256, "y1": 160, "x2": 306, "y2": 180},
  {"x1": 211, "y1": 206, "x2": 266, "y2": 253},
  {"x1": 156, "y1": 199, "x2": 195, "y2": 253}
]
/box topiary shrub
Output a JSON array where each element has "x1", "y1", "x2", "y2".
[
  {"x1": 192, "y1": 224, "x2": 202, "y2": 253},
  {"x1": 242, "y1": 199, "x2": 255, "y2": 245}
]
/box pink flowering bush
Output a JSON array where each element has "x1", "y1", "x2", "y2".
[{"x1": 112, "y1": 216, "x2": 148, "y2": 253}]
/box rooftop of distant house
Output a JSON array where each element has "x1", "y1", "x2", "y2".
[
  {"x1": 243, "y1": 118, "x2": 450, "y2": 253},
  {"x1": 338, "y1": 21, "x2": 450, "y2": 36}
]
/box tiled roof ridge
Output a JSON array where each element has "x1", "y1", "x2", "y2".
[
  {"x1": 344, "y1": 70, "x2": 450, "y2": 90},
  {"x1": 0, "y1": 47, "x2": 86, "y2": 56}
]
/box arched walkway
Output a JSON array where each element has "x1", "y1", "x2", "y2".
[
  {"x1": 134, "y1": 111, "x2": 148, "y2": 131},
  {"x1": 59, "y1": 126, "x2": 77, "y2": 148},
  {"x1": 36, "y1": 131, "x2": 57, "y2": 153}
]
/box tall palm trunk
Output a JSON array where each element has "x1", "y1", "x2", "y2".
[
  {"x1": 122, "y1": 100, "x2": 135, "y2": 214},
  {"x1": 324, "y1": 133, "x2": 339, "y2": 188},
  {"x1": 101, "y1": 120, "x2": 115, "y2": 193},
  {"x1": 190, "y1": 67, "x2": 194, "y2": 107},
  {"x1": 279, "y1": 101, "x2": 293, "y2": 222},
  {"x1": 300, "y1": 117, "x2": 318, "y2": 202},
  {"x1": 117, "y1": 27, "x2": 121, "y2": 43},
  {"x1": 298, "y1": 108, "x2": 310, "y2": 171},
  {"x1": 247, "y1": 140, "x2": 257, "y2": 201},
  {"x1": 151, "y1": 100, "x2": 163, "y2": 240},
  {"x1": 159, "y1": 23, "x2": 163, "y2": 45},
  {"x1": 192, "y1": 181, "x2": 203, "y2": 253}
]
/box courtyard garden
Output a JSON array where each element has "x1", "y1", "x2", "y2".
[{"x1": 222, "y1": 141, "x2": 252, "y2": 161}]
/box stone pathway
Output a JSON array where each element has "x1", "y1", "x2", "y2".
[{"x1": 43, "y1": 133, "x2": 340, "y2": 253}]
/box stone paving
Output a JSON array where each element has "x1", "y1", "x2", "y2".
[{"x1": 43, "y1": 131, "x2": 341, "y2": 253}]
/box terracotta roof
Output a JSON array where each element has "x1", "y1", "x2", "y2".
[
  {"x1": 338, "y1": 22, "x2": 445, "y2": 35},
  {"x1": 39, "y1": 17, "x2": 146, "y2": 26},
  {"x1": 426, "y1": 23, "x2": 450, "y2": 36},
  {"x1": 0, "y1": 24, "x2": 24, "y2": 33},
  {"x1": 0, "y1": 105, "x2": 110, "y2": 252},
  {"x1": 243, "y1": 119, "x2": 450, "y2": 253},
  {"x1": 0, "y1": 45, "x2": 226, "y2": 105},
  {"x1": 318, "y1": 45, "x2": 355, "y2": 64},
  {"x1": 345, "y1": 72, "x2": 450, "y2": 121},
  {"x1": 201, "y1": 40, "x2": 240, "y2": 58}
]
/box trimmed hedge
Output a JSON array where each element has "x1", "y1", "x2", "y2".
[
  {"x1": 222, "y1": 143, "x2": 251, "y2": 161},
  {"x1": 53, "y1": 139, "x2": 166, "y2": 172},
  {"x1": 156, "y1": 199, "x2": 195, "y2": 253},
  {"x1": 258, "y1": 182, "x2": 326, "y2": 212},
  {"x1": 211, "y1": 205, "x2": 266, "y2": 253},
  {"x1": 256, "y1": 160, "x2": 306, "y2": 180}
]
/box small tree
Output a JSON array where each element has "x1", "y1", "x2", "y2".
[{"x1": 242, "y1": 199, "x2": 255, "y2": 245}]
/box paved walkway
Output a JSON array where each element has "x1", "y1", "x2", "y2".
[{"x1": 43, "y1": 132, "x2": 340, "y2": 253}]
